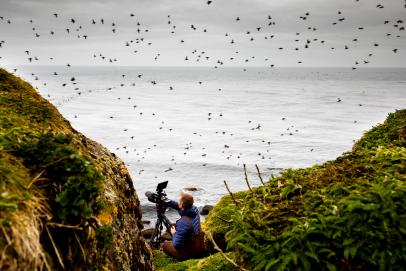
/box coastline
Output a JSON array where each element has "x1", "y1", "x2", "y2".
[
  {"x1": 155, "y1": 109, "x2": 406, "y2": 270},
  {"x1": 1, "y1": 67, "x2": 405, "y2": 270}
]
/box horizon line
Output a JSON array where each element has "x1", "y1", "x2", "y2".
[{"x1": 2, "y1": 64, "x2": 406, "y2": 69}]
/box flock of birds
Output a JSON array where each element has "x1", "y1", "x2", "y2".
[
  {"x1": 0, "y1": 1, "x2": 403, "y2": 68},
  {"x1": 0, "y1": 1, "x2": 405, "y2": 181}
]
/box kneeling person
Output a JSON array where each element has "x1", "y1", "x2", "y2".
[{"x1": 163, "y1": 192, "x2": 205, "y2": 260}]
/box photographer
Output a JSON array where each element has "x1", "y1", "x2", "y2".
[{"x1": 162, "y1": 192, "x2": 205, "y2": 260}]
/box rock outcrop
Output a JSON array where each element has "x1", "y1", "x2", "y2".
[
  {"x1": 0, "y1": 68, "x2": 154, "y2": 270},
  {"x1": 77, "y1": 134, "x2": 154, "y2": 270}
]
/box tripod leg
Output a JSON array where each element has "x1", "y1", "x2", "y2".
[
  {"x1": 162, "y1": 215, "x2": 173, "y2": 236},
  {"x1": 150, "y1": 218, "x2": 162, "y2": 248}
]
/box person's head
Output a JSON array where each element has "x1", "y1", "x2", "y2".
[{"x1": 178, "y1": 192, "x2": 194, "y2": 210}]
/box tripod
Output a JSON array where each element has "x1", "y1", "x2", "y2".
[
  {"x1": 145, "y1": 181, "x2": 173, "y2": 248},
  {"x1": 150, "y1": 211, "x2": 172, "y2": 248}
]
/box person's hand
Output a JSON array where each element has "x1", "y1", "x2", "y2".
[{"x1": 170, "y1": 225, "x2": 176, "y2": 235}]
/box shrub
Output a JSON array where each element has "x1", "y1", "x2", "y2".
[
  {"x1": 205, "y1": 110, "x2": 406, "y2": 271},
  {"x1": 1, "y1": 129, "x2": 104, "y2": 224}
]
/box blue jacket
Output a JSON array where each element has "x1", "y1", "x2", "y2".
[{"x1": 169, "y1": 200, "x2": 201, "y2": 250}]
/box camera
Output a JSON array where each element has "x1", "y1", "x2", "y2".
[
  {"x1": 145, "y1": 181, "x2": 171, "y2": 208},
  {"x1": 145, "y1": 181, "x2": 173, "y2": 248},
  {"x1": 145, "y1": 181, "x2": 171, "y2": 215}
]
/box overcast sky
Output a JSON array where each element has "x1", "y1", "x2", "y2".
[{"x1": 0, "y1": 0, "x2": 405, "y2": 67}]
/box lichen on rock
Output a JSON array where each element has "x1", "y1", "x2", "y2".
[{"x1": 0, "y1": 68, "x2": 154, "y2": 270}]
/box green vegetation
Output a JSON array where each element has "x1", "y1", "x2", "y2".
[
  {"x1": 2, "y1": 68, "x2": 405, "y2": 270},
  {"x1": 1, "y1": 130, "x2": 104, "y2": 224},
  {"x1": 96, "y1": 224, "x2": 113, "y2": 248},
  {"x1": 201, "y1": 109, "x2": 406, "y2": 270},
  {"x1": 0, "y1": 68, "x2": 111, "y2": 270},
  {"x1": 354, "y1": 110, "x2": 406, "y2": 150},
  {"x1": 153, "y1": 250, "x2": 238, "y2": 271},
  {"x1": 0, "y1": 68, "x2": 67, "y2": 134}
]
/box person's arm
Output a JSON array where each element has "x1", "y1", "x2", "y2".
[
  {"x1": 168, "y1": 200, "x2": 180, "y2": 211},
  {"x1": 172, "y1": 220, "x2": 189, "y2": 250}
]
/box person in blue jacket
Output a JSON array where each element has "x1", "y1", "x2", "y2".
[{"x1": 162, "y1": 192, "x2": 204, "y2": 260}]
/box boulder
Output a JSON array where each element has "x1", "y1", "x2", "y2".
[{"x1": 200, "y1": 205, "x2": 214, "y2": 215}]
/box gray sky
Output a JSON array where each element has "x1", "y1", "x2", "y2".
[{"x1": 0, "y1": 0, "x2": 405, "y2": 67}]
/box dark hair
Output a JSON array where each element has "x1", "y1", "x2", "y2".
[{"x1": 180, "y1": 192, "x2": 194, "y2": 209}]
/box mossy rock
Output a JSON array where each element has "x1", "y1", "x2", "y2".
[
  {"x1": 204, "y1": 109, "x2": 406, "y2": 270},
  {"x1": 0, "y1": 68, "x2": 153, "y2": 270},
  {"x1": 0, "y1": 68, "x2": 69, "y2": 134},
  {"x1": 153, "y1": 250, "x2": 238, "y2": 271},
  {"x1": 0, "y1": 67, "x2": 110, "y2": 270}
]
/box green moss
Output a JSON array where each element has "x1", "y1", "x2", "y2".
[
  {"x1": 153, "y1": 250, "x2": 179, "y2": 268},
  {"x1": 1, "y1": 130, "x2": 105, "y2": 224},
  {"x1": 0, "y1": 149, "x2": 31, "y2": 231},
  {"x1": 204, "y1": 194, "x2": 239, "y2": 250},
  {"x1": 354, "y1": 109, "x2": 406, "y2": 150},
  {"x1": 0, "y1": 150, "x2": 29, "y2": 193},
  {"x1": 187, "y1": 253, "x2": 238, "y2": 271},
  {"x1": 153, "y1": 250, "x2": 238, "y2": 271},
  {"x1": 0, "y1": 68, "x2": 67, "y2": 133},
  {"x1": 96, "y1": 224, "x2": 113, "y2": 248},
  {"x1": 203, "y1": 109, "x2": 406, "y2": 270},
  {"x1": 0, "y1": 68, "x2": 112, "y2": 269}
]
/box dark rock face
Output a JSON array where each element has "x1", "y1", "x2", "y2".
[
  {"x1": 142, "y1": 228, "x2": 171, "y2": 242},
  {"x1": 78, "y1": 134, "x2": 154, "y2": 270},
  {"x1": 200, "y1": 205, "x2": 214, "y2": 216}
]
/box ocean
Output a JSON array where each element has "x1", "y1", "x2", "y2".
[{"x1": 10, "y1": 66, "x2": 406, "y2": 222}]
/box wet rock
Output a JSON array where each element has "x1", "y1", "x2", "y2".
[
  {"x1": 184, "y1": 187, "x2": 198, "y2": 191},
  {"x1": 200, "y1": 205, "x2": 214, "y2": 215},
  {"x1": 142, "y1": 228, "x2": 155, "y2": 239},
  {"x1": 142, "y1": 228, "x2": 172, "y2": 241}
]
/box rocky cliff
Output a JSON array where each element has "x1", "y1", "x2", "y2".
[{"x1": 0, "y1": 68, "x2": 154, "y2": 270}]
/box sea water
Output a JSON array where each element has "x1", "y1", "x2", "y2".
[{"x1": 10, "y1": 66, "x2": 406, "y2": 222}]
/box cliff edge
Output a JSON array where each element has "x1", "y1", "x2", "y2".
[
  {"x1": 0, "y1": 68, "x2": 154, "y2": 270},
  {"x1": 154, "y1": 109, "x2": 406, "y2": 270}
]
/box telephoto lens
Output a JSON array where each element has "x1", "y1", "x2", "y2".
[{"x1": 145, "y1": 191, "x2": 158, "y2": 203}]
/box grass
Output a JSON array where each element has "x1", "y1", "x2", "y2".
[
  {"x1": 153, "y1": 250, "x2": 238, "y2": 271},
  {"x1": 0, "y1": 68, "x2": 112, "y2": 270},
  {"x1": 199, "y1": 109, "x2": 406, "y2": 270},
  {"x1": 0, "y1": 68, "x2": 68, "y2": 134},
  {"x1": 3, "y1": 68, "x2": 405, "y2": 270}
]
